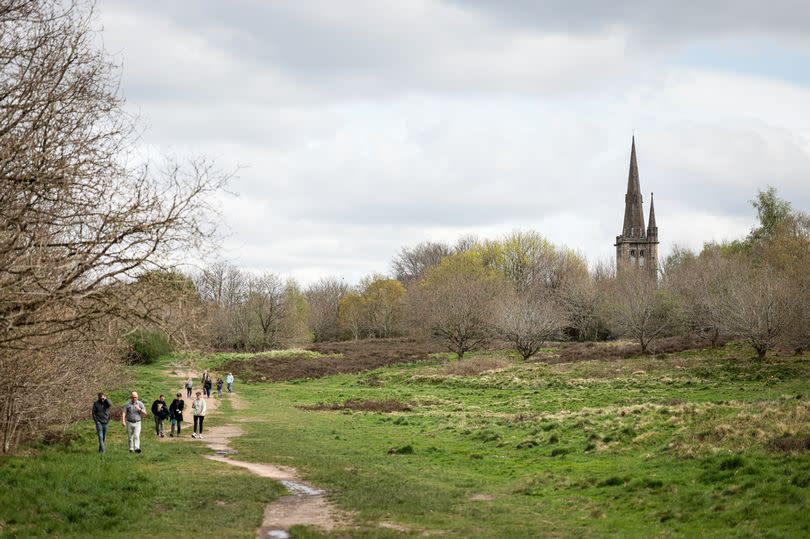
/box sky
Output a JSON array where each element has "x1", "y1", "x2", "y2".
[{"x1": 97, "y1": 0, "x2": 810, "y2": 285}]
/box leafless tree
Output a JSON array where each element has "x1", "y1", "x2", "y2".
[
  {"x1": 306, "y1": 277, "x2": 349, "y2": 342},
  {"x1": 607, "y1": 272, "x2": 682, "y2": 354},
  {"x1": 558, "y1": 274, "x2": 606, "y2": 342},
  {"x1": 0, "y1": 0, "x2": 226, "y2": 450},
  {"x1": 392, "y1": 241, "x2": 451, "y2": 284},
  {"x1": 496, "y1": 293, "x2": 567, "y2": 360},
  {"x1": 667, "y1": 249, "x2": 727, "y2": 347},
  {"x1": 246, "y1": 272, "x2": 286, "y2": 348},
  {"x1": 715, "y1": 263, "x2": 800, "y2": 359}
]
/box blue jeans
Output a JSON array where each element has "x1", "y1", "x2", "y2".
[{"x1": 95, "y1": 421, "x2": 108, "y2": 453}]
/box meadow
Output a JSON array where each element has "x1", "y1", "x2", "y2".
[{"x1": 2, "y1": 341, "x2": 810, "y2": 537}]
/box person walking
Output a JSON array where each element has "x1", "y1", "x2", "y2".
[
  {"x1": 192, "y1": 391, "x2": 207, "y2": 439},
  {"x1": 122, "y1": 391, "x2": 147, "y2": 453},
  {"x1": 216, "y1": 377, "x2": 224, "y2": 398},
  {"x1": 226, "y1": 372, "x2": 234, "y2": 393},
  {"x1": 185, "y1": 377, "x2": 193, "y2": 398},
  {"x1": 92, "y1": 392, "x2": 112, "y2": 453},
  {"x1": 151, "y1": 395, "x2": 169, "y2": 438},
  {"x1": 169, "y1": 392, "x2": 184, "y2": 437},
  {"x1": 203, "y1": 376, "x2": 212, "y2": 398}
]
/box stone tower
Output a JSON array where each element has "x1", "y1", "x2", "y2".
[{"x1": 615, "y1": 136, "x2": 658, "y2": 277}]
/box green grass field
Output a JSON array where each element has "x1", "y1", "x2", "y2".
[{"x1": 3, "y1": 342, "x2": 810, "y2": 537}]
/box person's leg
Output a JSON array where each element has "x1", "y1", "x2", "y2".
[
  {"x1": 193, "y1": 415, "x2": 199, "y2": 434},
  {"x1": 158, "y1": 418, "x2": 164, "y2": 437},
  {"x1": 227, "y1": 382, "x2": 232, "y2": 393},
  {"x1": 133, "y1": 421, "x2": 141, "y2": 451},
  {"x1": 177, "y1": 420, "x2": 182, "y2": 435},
  {"x1": 199, "y1": 416, "x2": 204, "y2": 435},
  {"x1": 154, "y1": 416, "x2": 160, "y2": 436},
  {"x1": 100, "y1": 422, "x2": 108, "y2": 453},
  {"x1": 126, "y1": 422, "x2": 135, "y2": 451},
  {"x1": 96, "y1": 421, "x2": 104, "y2": 452}
]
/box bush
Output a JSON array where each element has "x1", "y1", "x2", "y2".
[{"x1": 126, "y1": 329, "x2": 172, "y2": 364}]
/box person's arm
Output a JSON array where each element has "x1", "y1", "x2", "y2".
[{"x1": 121, "y1": 404, "x2": 127, "y2": 427}]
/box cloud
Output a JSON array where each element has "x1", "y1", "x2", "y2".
[{"x1": 95, "y1": 2, "x2": 810, "y2": 284}]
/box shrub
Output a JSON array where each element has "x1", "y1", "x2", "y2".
[{"x1": 126, "y1": 329, "x2": 172, "y2": 364}]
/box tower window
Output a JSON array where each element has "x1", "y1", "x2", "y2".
[
  {"x1": 630, "y1": 249, "x2": 636, "y2": 265},
  {"x1": 639, "y1": 250, "x2": 645, "y2": 267}
]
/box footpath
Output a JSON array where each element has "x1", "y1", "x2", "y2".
[{"x1": 168, "y1": 367, "x2": 342, "y2": 539}]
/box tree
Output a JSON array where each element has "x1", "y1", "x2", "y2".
[
  {"x1": 497, "y1": 293, "x2": 567, "y2": 360},
  {"x1": 409, "y1": 253, "x2": 506, "y2": 359},
  {"x1": 337, "y1": 292, "x2": 366, "y2": 340},
  {"x1": 392, "y1": 241, "x2": 451, "y2": 284},
  {"x1": 306, "y1": 277, "x2": 349, "y2": 342},
  {"x1": 362, "y1": 277, "x2": 406, "y2": 338},
  {"x1": 667, "y1": 248, "x2": 726, "y2": 347},
  {"x1": 0, "y1": 0, "x2": 226, "y2": 451},
  {"x1": 715, "y1": 263, "x2": 800, "y2": 359},
  {"x1": 607, "y1": 274, "x2": 682, "y2": 354},
  {"x1": 246, "y1": 273, "x2": 286, "y2": 349}
]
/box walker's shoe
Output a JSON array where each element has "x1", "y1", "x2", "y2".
[
  {"x1": 129, "y1": 449, "x2": 133, "y2": 453},
  {"x1": 198, "y1": 435, "x2": 203, "y2": 439},
  {"x1": 135, "y1": 449, "x2": 141, "y2": 453},
  {"x1": 160, "y1": 433, "x2": 165, "y2": 438},
  {"x1": 169, "y1": 433, "x2": 174, "y2": 437},
  {"x1": 191, "y1": 433, "x2": 197, "y2": 439}
]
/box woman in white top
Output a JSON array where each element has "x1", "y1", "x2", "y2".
[{"x1": 191, "y1": 391, "x2": 207, "y2": 439}]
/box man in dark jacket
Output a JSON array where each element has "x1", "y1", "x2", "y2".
[
  {"x1": 169, "y1": 392, "x2": 185, "y2": 437},
  {"x1": 203, "y1": 376, "x2": 212, "y2": 398},
  {"x1": 92, "y1": 392, "x2": 112, "y2": 453},
  {"x1": 151, "y1": 395, "x2": 170, "y2": 438}
]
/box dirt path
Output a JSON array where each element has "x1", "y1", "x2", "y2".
[{"x1": 165, "y1": 367, "x2": 344, "y2": 538}]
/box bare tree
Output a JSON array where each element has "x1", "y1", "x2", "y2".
[
  {"x1": 496, "y1": 293, "x2": 567, "y2": 360},
  {"x1": 667, "y1": 249, "x2": 727, "y2": 347},
  {"x1": 392, "y1": 241, "x2": 451, "y2": 284},
  {"x1": 306, "y1": 277, "x2": 349, "y2": 342},
  {"x1": 0, "y1": 0, "x2": 226, "y2": 450},
  {"x1": 715, "y1": 264, "x2": 800, "y2": 359},
  {"x1": 246, "y1": 272, "x2": 286, "y2": 349},
  {"x1": 607, "y1": 273, "x2": 682, "y2": 354}
]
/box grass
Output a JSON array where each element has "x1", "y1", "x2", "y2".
[
  {"x1": 3, "y1": 341, "x2": 810, "y2": 537},
  {"x1": 0, "y1": 354, "x2": 284, "y2": 538},
  {"x1": 225, "y1": 342, "x2": 810, "y2": 537}
]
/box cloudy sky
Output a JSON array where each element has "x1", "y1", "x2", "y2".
[{"x1": 97, "y1": 1, "x2": 810, "y2": 284}]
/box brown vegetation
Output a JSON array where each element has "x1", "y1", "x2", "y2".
[
  {"x1": 547, "y1": 335, "x2": 734, "y2": 364},
  {"x1": 300, "y1": 399, "x2": 412, "y2": 413},
  {"x1": 223, "y1": 338, "x2": 443, "y2": 382}
]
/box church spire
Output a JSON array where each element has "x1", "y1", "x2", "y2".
[
  {"x1": 621, "y1": 136, "x2": 646, "y2": 238},
  {"x1": 647, "y1": 192, "x2": 658, "y2": 240}
]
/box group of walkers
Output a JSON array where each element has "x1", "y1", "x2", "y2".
[
  {"x1": 184, "y1": 371, "x2": 234, "y2": 399},
  {"x1": 92, "y1": 371, "x2": 235, "y2": 453}
]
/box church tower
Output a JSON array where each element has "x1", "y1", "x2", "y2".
[{"x1": 615, "y1": 136, "x2": 658, "y2": 277}]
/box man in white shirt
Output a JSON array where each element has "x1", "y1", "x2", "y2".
[{"x1": 121, "y1": 391, "x2": 147, "y2": 453}]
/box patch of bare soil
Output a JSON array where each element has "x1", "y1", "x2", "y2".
[
  {"x1": 299, "y1": 399, "x2": 412, "y2": 413},
  {"x1": 224, "y1": 337, "x2": 445, "y2": 382},
  {"x1": 546, "y1": 335, "x2": 733, "y2": 364}
]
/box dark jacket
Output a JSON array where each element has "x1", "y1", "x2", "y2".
[
  {"x1": 204, "y1": 378, "x2": 212, "y2": 389},
  {"x1": 92, "y1": 398, "x2": 111, "y2": 424},
  {"x1": 216, "y1": 378, "x2": 223, "y2": 389},
  {"x1": 169, "y1": 398, "x2": 185, "y2": 421},
  {"x1": 151, "y1": 400, "x2": 170, "y2": 420}
]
